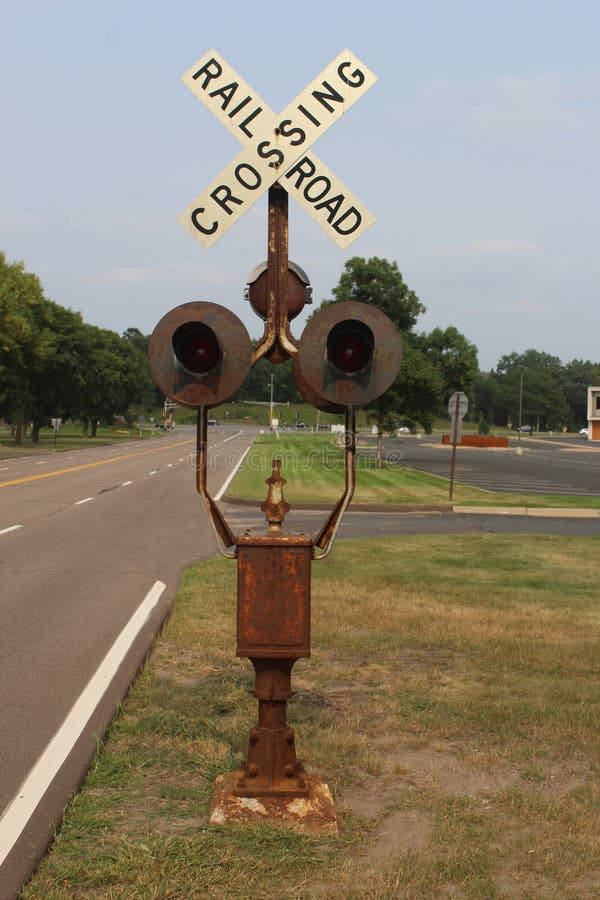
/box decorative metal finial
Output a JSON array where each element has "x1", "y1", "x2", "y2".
[{"x1": 260, "y1": 459, "x2": 290, "y2": 530}]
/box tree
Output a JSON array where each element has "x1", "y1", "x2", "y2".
[
  {"x1": 330, "y1": 256, "x2": 426, "y2": 332},
  {"x1": 321, "y1": 257, "x2": 477, "y2": 432},
  {"x1": 413, "y1": 325, "x2": 479, "y2": 405},
  {"x1": 78, "y1": 326, "x2": 148, "y2": 436},
  {"x1": 122, "y1": 327, "x2": 162, "y2": 407},
  {"x1": 493, "y1": 350, "x2": 569, "y2": 431},
  {"x1": 26, "y1": 303, "x2": 88, "y2": 441},
  {"x1": 370, "y1": 339, "x2": 443, "y2": 433},
  {"x1": 0, "y1": 253, "x2": 56, "y2": 441},
  {"x1": 560, "y1": 359, "x2": 600, "y2": 429}
]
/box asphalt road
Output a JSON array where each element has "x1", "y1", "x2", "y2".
[
  {"x1": 1, "y1": 426, "x2": 598, "y2": 897},
  {"x1": 370, "y1": 432, "x2": 600, "y2": 497},
  {"x1": 0, "y1": 426, "x2": 253, "y2": 899}
]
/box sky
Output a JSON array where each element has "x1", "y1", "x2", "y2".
[{"x1": 1, "y1": 0, "x2": 599, "y2": 371}]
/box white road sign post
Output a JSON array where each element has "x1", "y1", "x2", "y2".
[
  {"x1": 448, "y1": 392, "x2": 469, "y2": 501},
  {"x1": 179, "y1": 49, "x2": 377, "y2": 249}
]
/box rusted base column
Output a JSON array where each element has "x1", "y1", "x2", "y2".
[{"x1": 233, "y1": 658, "x2": 308, "y2": 797}]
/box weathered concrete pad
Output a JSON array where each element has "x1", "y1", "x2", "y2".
[{"x1": 209, "y1": 773, "x2": 338, "y2": 835}]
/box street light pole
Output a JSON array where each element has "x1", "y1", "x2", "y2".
[{"x1": 518, "y1": 367, "x2": 524, "y2": 445}]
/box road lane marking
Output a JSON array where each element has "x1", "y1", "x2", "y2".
[
  {"x1": 0, "y1": 580, "x2": 166, "y2": 868},
  {"x1": 0, "y1": 439, "x2": 195, "y2": 489},
  {"x1": 217, "y1": 430, "x2": 243, "y2": 445},
  {"x1": 75, "y1": 497, "x2": 94, "y2": 505},
  {"x1": 215, "y1": 444, "x2": 251, "y2": 501},
  {"x1": 0, "y1": 525, "x2": 23, "y2": 535},
  {"x1": 122, "y1": 481, "x2": 133, "y2": 486}
]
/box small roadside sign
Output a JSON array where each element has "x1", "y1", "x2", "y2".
[{"x1": 448, "y1": 392, "x2": 468, "y2": 418}]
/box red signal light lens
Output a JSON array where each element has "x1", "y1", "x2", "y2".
[
  {"x1": 173, "y1": 323, "x2": 221, "y2": 375},
  {"x1": 327, "y1": 320, "x2": 374, "y2": 375}
]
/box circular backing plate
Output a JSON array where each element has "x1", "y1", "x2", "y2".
[
  {"x1": 294, "y1": 301, "x2": 402, "y2": 409},
  {"x1": 148, "y1": 301, "x2": 253, "y2": 409}
]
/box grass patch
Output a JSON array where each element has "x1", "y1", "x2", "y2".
[
  {"x1": 24, "y1": 535, "x2": 600, "y2": 898},
  {"x1": 226, "y1": 433, "x2": 600, "y2": 508},
  {"x1": 0, "y1": 424, "x2": 157, "y2": 458}
]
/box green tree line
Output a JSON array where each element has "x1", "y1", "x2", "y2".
[
  {"x1": 2, "y1": 251, "x2": 597, "y2": 440},
  {"x1": 0, "y1": 252, "x2": 158, "y2": 442}
]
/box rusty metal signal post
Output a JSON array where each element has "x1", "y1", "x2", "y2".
[{"x1": 148, "y1": 50, "x2": 402, "y2": 830}]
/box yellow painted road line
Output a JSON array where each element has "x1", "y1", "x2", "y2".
[{"x1": 0, "y1": 439, "x2": 195, "y2": 489}]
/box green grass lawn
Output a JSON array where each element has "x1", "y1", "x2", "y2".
[
  {"x1": 0, "y1": 424, "x2": 158, "y2": 458},
  {"x1": 227, "y1": 433, "x2": 600, "y2": 509},
  {"x1": 23, "y1": 534, "x2": 600, "y2": 899}
]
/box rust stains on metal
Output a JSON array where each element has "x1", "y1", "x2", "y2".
[
  {"x1": 236, "y1": 535, "x2": 312, "y2": 659},
  {"x1": 210, "y1": 773, "x2": 338, "y2": 835},
  {"x1": 233, "y1": 659, "x2": 308, "y2": 798}
]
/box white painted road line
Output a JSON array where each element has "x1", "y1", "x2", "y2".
[
  {"x1": 122, "y1": 481, "x2": 133, "y2": 487},
  {"x1": 74, "y1": 498, "x2": 94, "y2": 506},
  {"x1": 215, "y1": 444, "x2": 251, "y2": 501},
  {"x1": 148, "y1": 470, "x2": 158, "y2": 476},
  {"x1": 0, "y1": 580, "x2": 166, "y2": 868},
  {"x1": 0, "y1": 525, "x2": 23, "y2": 535},
  {"x1": 217, "y1": 430, "x2": 243, "y2": 446}
]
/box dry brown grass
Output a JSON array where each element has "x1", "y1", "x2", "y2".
[{"x1": 23, "y1": 535, "x2": 600, "y2": 899}]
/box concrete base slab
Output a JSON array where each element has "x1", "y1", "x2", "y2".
[{"x1": 209, "y1": 773, "x2": 338, "y2": 835}]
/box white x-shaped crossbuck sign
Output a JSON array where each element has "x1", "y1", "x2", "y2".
[{"x1": 179, "y1": 49, "x2": 377, "y2": 250}]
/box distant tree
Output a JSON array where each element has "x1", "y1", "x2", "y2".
[
  {"x1": 26, "y1": 303, "x2": 88, "y2": 441},
  {"x1": 330, "y1": 256, "x2": 426, "y2": 332},
  {"x1": 413, "y1": 325, "x2": 479, "y2": 405},
  {"x1": 369, "y1": 339, "x2": 443, "y2": 434},
  {"x1": 78, "y1": 325, "x2": 148, "y2": 436},
  {"x1": 560, "y1": 359, "x2": 600, "y2": 429},
  {"x1": 237, "y1": 356, "x2": 300, "y2": 406},
  {"x1": 494, "y1": 350, "x2": 569, "y2": 430},
  {"x1": 0, "y1": 253, "x2": 57, "y2": 441},
  {"x1": 318, "y1": 257, "x2": 478, "y2": 432},
  {"x1": 122, "y1": 326, "x2": 162, "y2": 407}
]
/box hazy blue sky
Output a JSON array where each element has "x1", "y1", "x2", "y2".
[{"x1": 1, "y1": 0, "x2": 599, "y2": 370}]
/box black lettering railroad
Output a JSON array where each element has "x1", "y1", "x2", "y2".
[{"x1": 284, "y1": 156, "x2": 362, "y2": 236}]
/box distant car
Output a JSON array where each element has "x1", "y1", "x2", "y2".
[
  {"x1": 580, "y1": 428, "x2": 589, "y2": 436},
  {"x1": 517, "y1": 425, "x2": 532, "y2": 433},
  {"x1": 396, "y1": 426, "x2": 410, "y2": 434},
  {"x1": 207, "y1": 418, "x2": 219, "y2": 426}
]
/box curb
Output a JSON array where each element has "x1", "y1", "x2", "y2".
[
  {"x1": 452, "y1": 506, "x2": 600, "y2": 519},
  {"x1": 222, "y1": 495, "x2": 452, "y2": 513},
  {"x1": 223, "y1": 496, "x2": 600, "y2": 518}
]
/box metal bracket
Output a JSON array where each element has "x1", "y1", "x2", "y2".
[
  {"x1": 252, "y1": 185, "x2": 299, "y2": 365},
  {"x1": 312, "y1": 406, "x2": 356, "y2": 559},
  {"x1": 195, "y1": 406, "x2": 237, "y2": 558}
]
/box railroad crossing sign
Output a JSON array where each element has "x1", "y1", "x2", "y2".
[{"x1": 179, "y1": 49, "x2": 377, "y2": 249}]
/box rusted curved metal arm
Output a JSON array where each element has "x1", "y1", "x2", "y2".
[
  {"x1": 312, "y1": 407, "x2": 356, "y2": 560},
  {"x1": 252, "y1": 184, "x2": 299, "y2": 365},
  {"x1": 196, "y1": 407, "x2": 237, "y2": 558}
]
